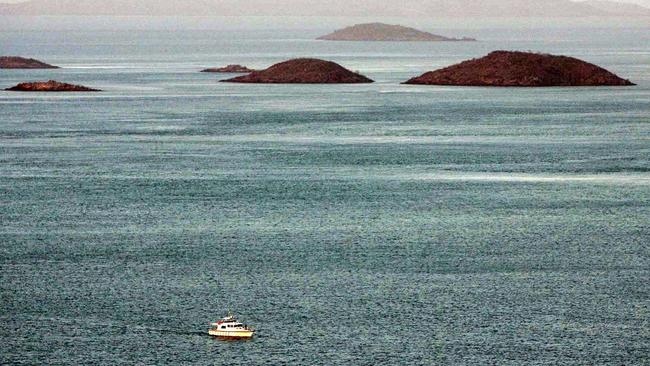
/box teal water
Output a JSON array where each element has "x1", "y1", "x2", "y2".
[{"x1": 1, "y1": 27, "x2": 649, "y2": 365}]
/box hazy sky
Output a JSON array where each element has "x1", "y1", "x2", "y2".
[
  {"x1": 1, "y1": 0, "x2": 649, "y2": 4},
  {"x1": 590, "y1": 0, "x2": 650, "y2": 6},
  {"x1": 2, "y1": 0, "x2": 649, "y2": 30}
]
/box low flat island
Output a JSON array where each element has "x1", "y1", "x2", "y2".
[
  {"x1": 201, "y1": 65, "x2": 257, "y2": 73},
  {"x1": 0, "y1": 56, "x2": 59, "y2": 69},
  {"x1": 318, "y1": 23, "x2": 476, "y2": 42},
  {"x1": 6, "y1": 80, "x2": 101, "y2": 92}
]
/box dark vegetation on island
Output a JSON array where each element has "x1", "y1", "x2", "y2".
[
  {"x1": 0, "y1": 56, "x2": 59, "y2": 69},
  {"x1": 221, "y1": 58, "x2": 374, "y2": 84},
  {"x1": 5, "y1": 80, "x2": 101, "y2": 92},
  {"x1": 318, "y1": 23, "x2": 476, "y2": 42},
  {"x1": 404, "y1": 51, "x2": 635, "y2": 87},
  {"x1": 201, "y1": 65, "x2": 257, "y2": 73}
]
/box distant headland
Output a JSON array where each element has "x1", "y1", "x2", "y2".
[
  {"x1": 0, "y1": 56, "x2": 59, "y2": 69},
  {"x1": 403, "y1": 51, "x2": 635, "y2": 87},
  {"x1": 221, "y1": 58, "x2": 373, "y2": 84},
  {"x1": 201, "y1": 65, "x2": 257, "y2": 73},
  {"x1": 318, "y1": 23, "x2": 476, "y2": 42},
  {"x1": 5, "y1": 80, "x2": 101, "y2": 92}
]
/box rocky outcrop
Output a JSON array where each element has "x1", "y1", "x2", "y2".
[
  {"x1": 201, "y1": 64, "x2": 257, "y2": 73},
  {"x1": 5, "y1": 80, "x2": 101, "y2": 92},
  {"x1": 221, "y1": 58, "x2": 373, "y2": 84},
  {"x1": 404, "y1": 51, "x2": 635, "y2": 87},
  {"x1": 0, "y1": 56, "x2": 59, "y2": 69},
  {"x1": 318, "y1": 23, "x2": 476, "y2": 42}
]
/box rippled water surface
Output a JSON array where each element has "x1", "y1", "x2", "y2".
[{"x1": 1, "y1": 26, "x2": 649, "y2": 365}]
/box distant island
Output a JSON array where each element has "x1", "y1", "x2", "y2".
[
  {"x1": 403, "y1": 51, "x2": 635, "y2": 87},
  {"x1": 6, "y1": 80, "x2": 101, "y2": 92},
  {"x1": 318, "y1": 23, "x2": 476, "y2": 42},
  {"x1": 585, "y1": 0, "x2": 650, "y2": 16},
  {"x1": 201, "y1": 65, "x2": 257, "y2": 73},
  {"x1": 0, "y1": 56, "x2": 59, "y2": 69},
  {"x1": 221, "y1": 58, "x2": 373, "y2": 84}
]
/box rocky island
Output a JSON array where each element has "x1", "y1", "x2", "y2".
[
  {"x1": 404, "y1": 51, "x2": 635, "y2": 87},
  {"x1": 317, "y1": 23, "x2": 476, "y2": 42},
  {"x1": 201, "y1": 64, "x2": 257, "y2": 73},
  {"x1": 5, "y1": 80, "x2": 101, "y2": 92},
  {"x1": 221, "y1": 58, "x2": 373, "y2": 84},
  {"x1": 0, "y1": 56, "x2": 59, "y2": 69}
]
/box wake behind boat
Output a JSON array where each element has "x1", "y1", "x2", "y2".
[{"x1": 209, "y1": 314, "x2": 255, "y2": 339}]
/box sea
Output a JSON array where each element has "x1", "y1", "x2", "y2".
[{"x1": 0, "y1": 21, "x2": 649, "y2": 365}]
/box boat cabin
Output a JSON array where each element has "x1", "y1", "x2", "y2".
[{"x1": 210, "y1": 315, "x2": 249, "y2": 330}]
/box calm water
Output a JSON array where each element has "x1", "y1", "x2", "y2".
[{"x1": 1, "y1": 26, "x2": 649, "y2": 365}]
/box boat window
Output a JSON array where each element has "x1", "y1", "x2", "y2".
[{"x1": 221, "y1": 326, "x2": 226, "y2": 329}]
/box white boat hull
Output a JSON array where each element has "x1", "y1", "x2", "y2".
[{"x1": 208, "y1": 329, "x2": 254, "y2": 339}]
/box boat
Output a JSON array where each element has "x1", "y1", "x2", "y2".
[{"x1": 208, "y1": 314, "x2": 255, "y2": 339}]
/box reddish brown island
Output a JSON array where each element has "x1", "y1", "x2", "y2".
[
  {"x1": 221, "y1": 58, "x2": 373, "y2": 84},
  {"x1": 404, "y1": 51, "x2": 635, "y2": 87},
  {"x1": 5, "y1": 80, "x2": 101, "y2": 92},
  {"x1": 0, "y1": 56, "x2": 59, "y2": 69},
  {"x1": 201, "y1": 65, "x2": 257, "y2": 73}
]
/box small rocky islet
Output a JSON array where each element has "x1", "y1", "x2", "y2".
[
  {"x1": 221, "y1": 58, "x2": 373, "y2": 84},
  {"x1": 318, "y1": 23, "x2": 476, "y2": 42},
  {"x1": 5, "y1": 80, "x2": 101, "y2": 92},
  {"x1": 201, "y1": 64, "x2": 257, "y2": 73},
  {"x1": 0, "y1": 56, "x2": 59, "y2": 69},
  {"x1": 404, "y1": 51, "x2": 635, "y2": 87}
]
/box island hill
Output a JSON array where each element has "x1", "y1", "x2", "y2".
[
  {"x1": 0, "y1": 56, "x2": 59, "y2": 69},
  {"x1": 5, "y1": 80, "x2": 101, "y2": 92},
  {"x1": 404, "y1": 51, "x2": 635, "y2": 87},
  {"x1": 201, "y1": 64, "x2": 256, "y2": 73},
  {"x1": 222, "y1": 58, "x2": 373, "y2": 84},
  {"x1": 318, "y1": 23, "x2": 476, "y2": 42}
]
